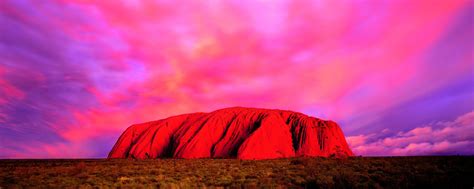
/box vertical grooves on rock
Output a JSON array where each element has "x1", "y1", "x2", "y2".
[
  {"x1": 162, "y1": 135, "x2": 175, "y2": 158},
  {"x1": 147, "y1": 124, "x2": 161, "y2": 158},
  {"x1": 210, "y1": 112, "x2": 238, "y2": 157},
  {"x1": 318, "y1": 122, "x2": 325, "y2": 151},
  {"x1": 172, "y1": 114, "x2": 211, "y2": 156},
  {"x1": 287, "y1": 114, "x2": 299, "y2": 153}
]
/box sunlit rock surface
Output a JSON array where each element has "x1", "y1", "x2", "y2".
[{"x1": 109, "y1": 107, "x2": 354, "y2": 160}]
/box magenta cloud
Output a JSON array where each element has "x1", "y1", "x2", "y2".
[{"x1": 0, "y1": 0, "x2": 473, "y2": 158}]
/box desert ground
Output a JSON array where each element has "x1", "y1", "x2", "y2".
[{"x1": 0, "y1": 156, "x2": 473, "y2": 188}]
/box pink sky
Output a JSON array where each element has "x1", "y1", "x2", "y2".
[{"x1": 0, "y1": 0, "x2": 473, "y2": 158}]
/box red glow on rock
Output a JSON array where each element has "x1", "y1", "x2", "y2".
[{"x1": 108, "y1": 107, "x2": 354, "y2": 160}]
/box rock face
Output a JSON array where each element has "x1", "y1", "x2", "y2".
[{"x1": 108, "y1": 107, "x2": 354, "y2": 160}]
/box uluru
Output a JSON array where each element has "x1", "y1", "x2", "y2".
[{"x1": 108, "y1": 107, "x2": 354, "y2": 160}]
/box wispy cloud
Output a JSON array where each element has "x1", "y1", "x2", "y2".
[{"x1": 0, "y1": 0, "x2": 472, "y2": 158}]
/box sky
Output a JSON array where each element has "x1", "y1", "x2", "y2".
[{"x1": 0, "y1": 0, "x2": 473, "y2": 158}]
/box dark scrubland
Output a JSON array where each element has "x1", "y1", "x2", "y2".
[{"x1": 0, "y1": 156, "x2": 473, "y2": 188}]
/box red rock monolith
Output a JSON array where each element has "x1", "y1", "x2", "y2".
[{"x1": 108, "y1": 107, "x2": 354, "y2": 160}]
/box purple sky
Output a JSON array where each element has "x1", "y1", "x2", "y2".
[{"x1": 0, "y1": 0, "x2": 473, "y2": 158}]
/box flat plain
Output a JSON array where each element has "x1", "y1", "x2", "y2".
[{"x1": 0, "y1": 156, "x2": 473, "y2": 188}]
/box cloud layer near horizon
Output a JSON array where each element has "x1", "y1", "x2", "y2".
[
  {"x1": 0, "y1": 0, "x2": 473, "y2": 158},
  {"x1": 347, "y1": 111, "x2": 474, "y2": 156}
]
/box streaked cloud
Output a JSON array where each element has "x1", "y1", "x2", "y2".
[{"x1": 0, "y1": 0, "x2": 472, "y2": 158}]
